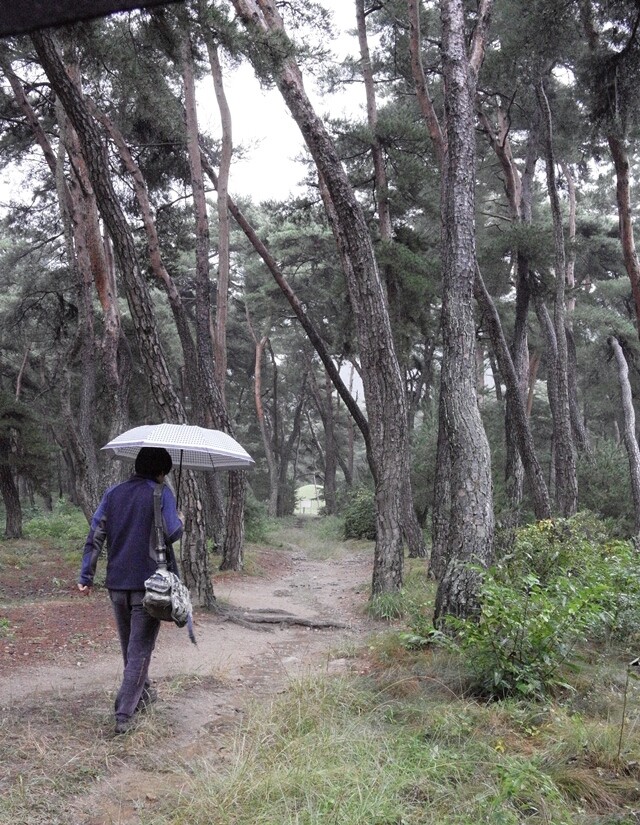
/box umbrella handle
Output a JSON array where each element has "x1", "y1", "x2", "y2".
[{"x1": 176, "y1": 450, "x2": 184, "y2": 509}]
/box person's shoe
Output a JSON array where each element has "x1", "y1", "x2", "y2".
[
  {"x1": 136, "y1": 685, "x2": 158, "y2": 713},
  {"x1": 114, "y1": 717, "x2": 134, "y2": 735}
]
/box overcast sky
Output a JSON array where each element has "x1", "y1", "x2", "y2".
[
  {"x1": 0, "y1": 2, "x2": 363, "y2": 209},
  {"x1": 200, "y1": 0, "x2": 363, "y2": 202}
]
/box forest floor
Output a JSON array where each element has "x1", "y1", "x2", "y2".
[{"x1": 0, "y1": 518, "x2": 378, "y2": 825}]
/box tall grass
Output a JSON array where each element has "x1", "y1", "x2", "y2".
[{"x1": 150, "y1": 663, "x2": 640, "y2": 825}]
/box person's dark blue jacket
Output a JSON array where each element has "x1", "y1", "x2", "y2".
[{"x1": 79, "y1": 475, "x2": 183, "y2": 590}]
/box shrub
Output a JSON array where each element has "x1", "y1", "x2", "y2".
[
  {"x1": 407, "y1": 513, "x2": 640, "y2": 700},
  {"x1": 343, "y1": 487, "x2": 376, "y2": 540},
  {"x1": 243, "y1": 490, "x2": 271, "y2": 544}
]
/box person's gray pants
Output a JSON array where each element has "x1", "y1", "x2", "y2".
[{"x1": 109, "y1": 590, "x2": 161, "y2": 722}]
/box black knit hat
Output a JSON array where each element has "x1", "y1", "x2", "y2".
[{"x1": 134, "y1": 447, "x2": 173, "y2": 478}]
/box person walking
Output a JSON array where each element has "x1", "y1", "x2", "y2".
[{"x1": 77, "y1": 447, "x2": 184, "y2": 735}]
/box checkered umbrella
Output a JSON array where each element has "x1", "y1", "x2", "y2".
[{"x1": 101, "y1": 423, "x2": 255, "y2": 471}]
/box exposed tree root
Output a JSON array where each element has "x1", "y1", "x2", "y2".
[{"x1": 215, "y1": 605, "x2": 347, "y2": 632}]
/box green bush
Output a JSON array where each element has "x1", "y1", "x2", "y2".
[
  {"x1": 407, "y1": 514, "x2": 640, "y2": 700},
  {"x1": 343, "y1": 487, "x2": 376, "y2": 540},
  {"x1": 243, "y1": 489, "x2": 271, "y2": 543}
]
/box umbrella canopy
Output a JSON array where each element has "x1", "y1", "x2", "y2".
[{"x1": 101, "y1": 423, "x2": 255, "y2": 471}]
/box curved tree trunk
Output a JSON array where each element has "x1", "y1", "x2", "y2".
[
  {"x1": 474, "y1": 269, "x2": 551, "y2": 520},
  {"x1": 32, "y1": 30, "x2": 215, "y2": 609},
  {"x1": 232, "y1": 0, "x2": 414, "y2": 594},
  {"x1": 560, "y1": 160, "x2": 591, "y2": 456}
]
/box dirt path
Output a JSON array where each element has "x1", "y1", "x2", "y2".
[{"x1": 0, "y1": 537, "x2": 376, "y2": 825}]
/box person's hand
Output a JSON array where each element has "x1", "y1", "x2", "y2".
[
  {"x1": 77, "y1": 583, "x2": 92, "y2": 595},
  {"x1": 178, "y1": 510, "x2": 185, "y2": 523}
]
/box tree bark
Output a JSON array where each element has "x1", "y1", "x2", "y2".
[
  {"x1": 609, "y1": 134, "x2": 640, "y2": 340},
  {"x1": 474, "y1": 268, "x2": 551, "y2": 519},
  {"x1": 433, "y1": 0, "x2": 495, "y2": 622},
  {"x1": 31, "y1": 29, "x2": 215, "y2": 608},
  {"x1": 0, "y1": 443, "x2": 22, "y2": 539},
  {"x1": 252, "y1": 331, "x2": 279, "y2": 517},
  {"x1": 180, "y1": 27, "x2": 231, "y2": 556},
  {"x1": 609, "y1": 337, "x2": 640, "y2": 535},
  {"x1": 561, "y1": 160, "x2": 591, "y2": 456},
  {"x1": 536, "y1": 80, "x2": 577, "y2": 517},
  {"x1": 233, "y1": 0, "x2": 415, "y2": 594},
  {"x1": 355, "y1": 0, "x2": 401, "y2": 334},
  {"x1": 203, "y1": 31, "x2": 233, "y2": 400}
]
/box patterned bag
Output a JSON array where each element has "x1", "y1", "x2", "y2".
[
  {"x1": 143, "y1": 568, "x2": 192, "y2": 627},
  {"x1": 143, "y1": 483, "x2": 196, "y2": 643}
]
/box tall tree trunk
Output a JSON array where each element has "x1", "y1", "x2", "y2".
[
  {"x1": 233, "y1": 0, "x2": 414, "y2": 594},
  {"x1": 1, "y1": 53, "x2": 106, "y2": 511},
  {"x1": 536, "y1": 80, "x2": 577, "y2": 517},
  {"x1": 479, "y1": 109, "x2": 539, "y2": 518},
  {"x1": 355, "y1": 0, "x2": 400, "y2": 333},
  {"x1": 204, "y1": 33, "x2": 233, "y2": 401},
  {"x1": 0, "y1": 433, "x2": 21, "y2": 539},
  {"x1": 180, "y1": 28, "x2": 229, "y2": 552},
  {"x1": 201, "y1": 146, "x2": 372, "y2": 451},
  {"x1": 561, "y1": 160, "x2": 591, "y2": 456},
  {"x1": 87, "y1": 98, "x2": 229, "y2": 544},
  {"x1": 609, "y1": 337, "x2": 640, "y2": 535},
  {"x1": 58, "y1": 100, "x2": 102, "y2": 514},
  {"x1": 609, "y1": 134, "x2": 640, "y2": 339},
  {"x1": 433, "y1": 0, "x2": 495, "y2": 623},
  {"x1": 359, "y1": 1, "x2": 431, "y2": 557},
  {"x1": 31, "y1": 30, "x2": 215, "y2": 609},
  {"x1": 251, "y1": 331, "x2": 279, "y2": 517}
]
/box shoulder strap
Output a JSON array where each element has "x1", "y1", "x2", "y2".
[{"x1": 153, "y1": 483, "x2": 168, "y2": 570}]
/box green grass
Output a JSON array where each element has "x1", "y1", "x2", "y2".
[
  {"x1": 143, "y1": 538, "x2": 640, "y2": 825},
  {"x1": 22, "y1": 500, "x2": 88, "y2": 549},
  {"x1": 4, "y1": 514, "x2": 640, "y2": 824},
  {"x1": 275, "y1": 514, "x2": 374, "y2": 561},
  {"x1": 147, "y1": 658, "x2": 640, "y2": 825}
]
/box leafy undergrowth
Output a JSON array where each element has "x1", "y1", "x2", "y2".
[
  {"x1": 146, "y1": 516, "x2": 640, "y2": 825},
  {"x1": 3, "y1": 513, "x2": 640, "y2": 824}
]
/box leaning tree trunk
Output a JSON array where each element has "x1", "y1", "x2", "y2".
[
  {"x1": 433, "y1": 0, "x2": 495, "y2": 623},
  {"x1": 3, "y1": 57, "x2": 103, "y2": 514},
  {"x1": 232, "y1": 0, "x2": 414, "y2": 594},
  {"x1": 609, "y1": 337, "x2": 640, "y2": 536},
  {"x1": 474, "y1": 269, "x2": 551, "y2": 520},
  {"x1": 479, "y1": 108, "x2": 540, "y2": 519},
  {"x1": 31, "y1": 30, "x2": 215, "y2": 609}
]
